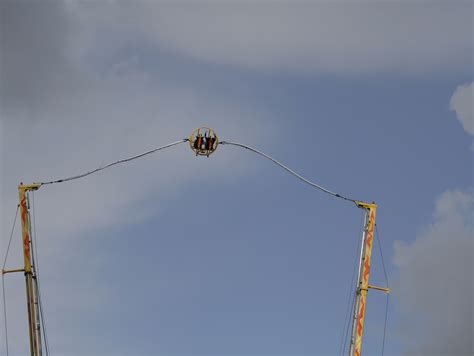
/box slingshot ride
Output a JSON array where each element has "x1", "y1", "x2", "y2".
[{"x1": 2, "y1": 127, "x2": 390, "y2": 356}]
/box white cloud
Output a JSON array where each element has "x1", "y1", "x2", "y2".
[
  {"x1": 66, "y1": 1, "x2": 472, "y2": 74},
  {"x1": 393, "y1": 190, "x2": 473, "y2": 355},
  {"x1": 450, "y1": 82, "x2": 473, "y2": 136}
]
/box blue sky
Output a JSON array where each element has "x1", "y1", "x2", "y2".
[{"x1": 1, "y1": 1, "x2": 472, "y2": 355}]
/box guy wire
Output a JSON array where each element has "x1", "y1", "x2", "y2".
[
  {"x1": 31, "y1": 192, "x2": 50, "y2": 356},
  {"x1": 2, "y1": 204, "x2": 20, "y2": 356}
]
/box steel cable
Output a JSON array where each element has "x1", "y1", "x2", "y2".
[
  {"x1": 375, "y1": 224, "x2": 389, "y2": 287},
  {"x1": 2, "y1": 204, "x2": 20, "y2": 356},
  {"x1": 220, "y1": 141, "x2": 360, "y2": 204},
  {"x1": 40, "y1": 139, "x2": 188, "y2": 185},
  {"x1": 31, "y1": 192, "x2": 50, "y2": 355},
  {"x1": 375, "y1": 224, "x2": 390, "y2": 355},
  {"x1": 382, "y1": 294, "x2": 390, "y2": 355},
  {"x1": 2, "y1": 205, "x2": 19, "y2": 271},
  {"x1": 1, "y1": 276, "x2": 8, "y2": 356},
  {"x1": 339, "y1": 209, "x2": 365, "y2": 356}
]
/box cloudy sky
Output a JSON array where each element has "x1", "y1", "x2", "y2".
[{"x1": 0, "y1": 1, "x2": 472, "y2": 355}]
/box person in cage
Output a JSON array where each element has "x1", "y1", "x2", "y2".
[
  {"x1": 205, "y1": 131, "x2": 216, "y2": 152},
  {"x1": 194, "y1": 131, "x2": 204, "y2": 152}
]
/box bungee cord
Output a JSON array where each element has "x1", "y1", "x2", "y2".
[
  {"x1": 39, "y1": 139, "x2": 188, "y2": 185},
  {"x1": 220, "y1": 140, "x2": 360, "y2": 205},
  {"x1": 36, "y1": 134, "x2": 362, "y2": 207}
]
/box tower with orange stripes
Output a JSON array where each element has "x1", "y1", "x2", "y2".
[{"x1": 349, "y1": 202, "x2": 390, "y2": 356}]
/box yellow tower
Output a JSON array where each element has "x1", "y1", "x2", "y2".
[
  {"x1": 349, "y1": 202, "x2": 390, "y2": 356},
  {"x1": 18, "y1": 183, "x2": 43, "y2": 356}
]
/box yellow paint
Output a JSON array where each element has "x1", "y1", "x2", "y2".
[
  {"x1": 18, "y1": 183, "x2": 42, "y2": 356},
  {"x1": 354, "y1": 204, "x2": 377, "y2": 356},
  {"x1": 368, "y1": 285, "x2": 390, "y2": 294},
  {"x1": 2, "y1": 268, "x2": 25, "y2": 275},
  {"x1": 355, "y1": 201, "x2": 377, "y2": 209}
]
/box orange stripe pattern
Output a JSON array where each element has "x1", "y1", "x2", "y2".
[
  {"x1": 19, "y1": 190, "x2": 32, "y2": 272},
  {"x1": 354, "y1": 206, "x2": 376, "y2": 356}
]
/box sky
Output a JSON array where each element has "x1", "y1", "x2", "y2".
[{"x1": 0, "y1": 1, "x2": 472, "y2": 356}]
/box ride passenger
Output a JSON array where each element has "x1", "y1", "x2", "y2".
[{"x1": 194, "y1": 132, "x2": 204, "y2": 151}]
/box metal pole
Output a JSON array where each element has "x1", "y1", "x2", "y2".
[
  {"x1": 28, "y1": 196, "x2": 43, "y2": 356},
  {"x1": 24, "y1": 275, "x2": 35, "y2": 355},
  {"x1": 32, "y1": 277, "x2": 43, "y2": 356},
  {"x1": 349, "y1": 202, "x2": 377, "y2": 356},
  {"x1": 349, "y1": 207, "x2": 369, "y2": 356},
  {"x1": 19, "y1": 183, "x2": 42, "y2": 356}
]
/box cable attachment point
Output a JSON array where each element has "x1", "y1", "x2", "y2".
[{"x1": 189, "y1": 127, "x2": 219, "y2": 157}]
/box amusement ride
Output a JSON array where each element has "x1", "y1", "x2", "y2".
[{"x1": 2, "y1": 127, "x2": 390, "y2": 356}]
